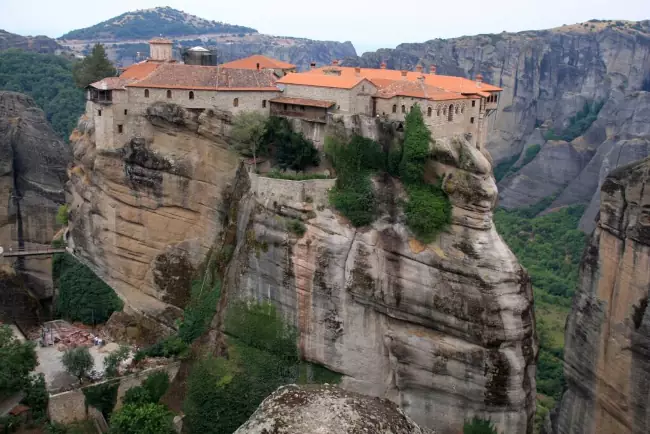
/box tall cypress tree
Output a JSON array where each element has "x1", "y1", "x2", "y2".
[
  {"x1": 399, "y1": 105, "x2": 431, "y2": 184},
  {"x1": 72, "y1": 43, "x2": 117, "y2": 88}
]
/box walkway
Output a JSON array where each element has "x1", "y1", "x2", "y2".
[{"x1": 0, "y1": 246, "x2": 66, "y2": 258}]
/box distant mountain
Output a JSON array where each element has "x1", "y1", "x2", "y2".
[
  {"x1": 0, "y1": 29, "x2": 61, "y2": 53},
  {"x1": 61, "y1": 6, "x2": 257, "y2": 41}
]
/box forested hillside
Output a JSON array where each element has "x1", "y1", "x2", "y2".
[
  {"x1": 494, "y1": 201, "x2": 588, "y2": 431},
  {"x1": 0, "y1": 49, "x2": 84, "y2": 139}
]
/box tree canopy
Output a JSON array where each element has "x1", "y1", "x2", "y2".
[
  {"x1": 0, "y1": 325, "x2": 38, "y2": 398},
  {"x1": 109, "y1": 403, "x2": 174, "y2": 434},
  {"x1": 61, "y1": 346, "x2": 94, "y2": 382},
  {"x1": 72, "y1": 44, "x2": 117, "y2": 88}
]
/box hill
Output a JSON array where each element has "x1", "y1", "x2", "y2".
[
  {"x1": 61, "y1": 6, "x2": 257, "y2": 41},
  {"x1": 0, "y1": 29, "x2": 61, "y2": 53}
]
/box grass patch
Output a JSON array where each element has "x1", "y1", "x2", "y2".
[
  {"x1": 286, "y1": 219, "x2": 306, "y2": 237},
  {"x1": 264, "y1": 170, "x2": 330, "y2": 181}
]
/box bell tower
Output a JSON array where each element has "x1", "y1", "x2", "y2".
[{"x1": 149, "y1": 38, "x2": 173, "y2": 62}]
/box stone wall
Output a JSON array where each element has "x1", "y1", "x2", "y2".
[
  {"x1": 48, "y1": 362, "x2": 180, "y2": 425},
  {"x1": 249, "y1": 174, "x2": 335, "y2": 207},
  {"x1": 282, "y1": 81, "x2": 376, "y2": 115}
]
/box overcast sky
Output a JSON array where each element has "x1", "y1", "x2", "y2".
[{"x1": 1, "y1": 0, "x2": 649, "y2": 54}]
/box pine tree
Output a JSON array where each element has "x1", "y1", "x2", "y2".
[
  {"x1": 72, "y1": 44, "x2": 117, "y2": 88},
  {"x1": 399, "y1": 105, "x2": 431, "y2": 184}
]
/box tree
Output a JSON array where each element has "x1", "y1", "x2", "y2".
[
  {"x1": 56, "y1": 204, "x2": 69, "y2": 226},
  {"x1": 104, "y1": 345, "x2": 130, "y2": 378},
  {"x1": 230, "y1": 111, "x2": 267, "y2": 169},
  {"x1": 262, "y1": 117, "x2": 319, "y2": 171},
  {"x1": 0, "y1": 325, "x2": 38, "y2": 398},
  {"x1": 109, "y1": 403, "x2": 174, "y2": 434},
  {"x1": 62, "y1": 347, "x2": 94, "y2": 382},
  {"x1": 463, "y1": 417, "x2": 498, "y2": 434},
  {"x1": 72, "y1": 44, "x2": 117, "y2": 88},
  {"x1": 399, "y1": 105, "x2": 431, "y2": 184}
]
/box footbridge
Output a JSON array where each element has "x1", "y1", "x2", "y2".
[{"x1": 0, "y1": 246, "x2": 67, "y2": 258}]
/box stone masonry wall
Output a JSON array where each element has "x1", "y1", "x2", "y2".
[{"x1": 249, "y1": 174, "x2": 335, "y2": 207}]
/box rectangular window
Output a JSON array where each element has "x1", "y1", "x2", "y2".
[
  {"x1": 118, "y1": 124, "x2": 123, "y2": 134},
  {"x1": 472, "y1": 101, "x2": 476, "y2": 107},
  {"x1": 470, "y1": 117, "x2": 475, "y2": 124},
  {"x1": 124, "y1": 109, "x2": 128, "y2": 115},
  {"x1": 262, "y1": 100, "x2": 267, "y2": 108},
  {"x1": 98, "y1": 110, "x2": 101, "y2": 116}
]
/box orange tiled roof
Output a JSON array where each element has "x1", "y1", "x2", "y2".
[
  {"x1": 376, "y1": 79, "x2": 476, "y2": 102},
  {"x1": 305, "y1": 66, "x2": 502, "y2": 94},
  {"x1": 88, "y1": 77, "x2": 134, "y2": 90},
  {"x1": 220, "y1": 55, "x2": 295, "y2": 70},
  {"x1": 149, "y1": 37, "x2": 172, "y2": 44},
  {"x1": 270, "y1": 96, "x2": 335, "y2": 108},
  {"x1": 120, "y1": 61, "x2": 161, "y2": 80},
  {"x1": 127, "y1": 63, "x2": 279, "y2": 91},
  {"x1": 277, "y1": 73, "x2": 368, "y2": 89}
]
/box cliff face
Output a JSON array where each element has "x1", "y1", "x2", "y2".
[
  {"x1": 352, "y1": 21, "x2": 650, "y2": 219},
  {"x1": 0, "y1": 29, "x2": 61, "y2": 53},
  {"x1": 546, "y1": 157, "x2": 650, "y2": 434},
  {"x1": 0, "y1": 91, "x2": 70, "y2": 304},
  {"x1": 217, "y1": 135, "x2": 537, "y2": 433}
]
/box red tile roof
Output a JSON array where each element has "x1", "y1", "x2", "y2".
[
  {"x1": 120, "y1": 61, "x2": 161, "y2": 80},
  {"x1": 149, "y1": 37, "x2": 172, "y2": 44},
  {"x1": 270, "y1": 97, "x2": 335, "y2": 108},
  {"x1": 127, "y1": 63, "x2": 279, "y2": 91},
  {"x1": 220, "y1": 55, "x2": 295, "y2": 70},
  {"x1": 376, "y1": 79, "x2": 478, "y2": 102},
  {"x1": 277, "y1": 73, "x2": 368, "y2": 89}
]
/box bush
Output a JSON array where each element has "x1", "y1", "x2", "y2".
[
  {"x1": 263, "y1": 117, "x2": 319, "y2": 171},
  {"x1": 62, "y1": 347, "x2": 94, "y2": 382},
  {"x1": 463, "y1": 417, "x2": 498, "y2": 434},
  {"x1": 54, "y1": 253, "x2": 123, "y2": 325},
  {"x1": 56, "y1": 204, "x2": 69, "y2": 226},
  {"x1": 141, "y1": 371, "x2": 170, "y2": 403},
  {"x1": 0, "y1": 325, "x2": 37, "y2": 398},
  {"x1": 21, "y1": 374, "x2": 48, "y2": 421},
  {"x1": 264, "y1": 170, "x2": 330, "y2": 181},
  {"x1": 177, "y1": 279, "x2": 220, "y2": 344},
  {"x1": 329, "y1": 175, "x2": 376, "y2": 227},
  {"x1": 404, "y1": 184, "x2": 452, "y2": 243},
  {"x1": 109, "y1": 403, "x2": 174, "y2": 434},
  {"x1": 139, "y1": 336, "x2": 189, "y2": 359},
  {"x1": 104, "y1": 345, "x2": 130, "y2": 378},
  {"x1": 122, "y1": 386, "x2": 152, "y2": 407},
  {"x1": 522, "y1": 144, "x2": 542, "y2": 166},
  {"x1": 286, "y1": 219, "x2": 306, "y2": 236},
  {"x1": 493, "y1": 154, "x2": 519, "y2": 182},
  {"x1": 82, "y1": 381, "x2": 119, "y2": 419}
]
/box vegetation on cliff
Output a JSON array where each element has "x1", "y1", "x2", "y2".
[
  {"x1": 545, "y1": 100, "x2": 605, "y2": 142},
  {"x1": 53, "y1": 252, "x2": 123, "y2": 325},
  {"x1": 72, "y1": 44, "x2": 117, "y2": 88},
  {"x1": 0, "y1": 324, "x2": 37, "y2": 398},
  {"x1": 0, "y1": 49, "x2": 84, "y2": 139}
]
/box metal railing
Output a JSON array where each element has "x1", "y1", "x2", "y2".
[{"x1": 0, "y1": 246, "x2": 67, "y2": 258}]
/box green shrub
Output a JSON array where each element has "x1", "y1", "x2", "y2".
[
  {"x1": 399, "y1": 105, "x2": 431, "y2": 184},
  {"x1": 109, "y1": 403, "x2": 174, "y2": 434},
  {"x1": 286, "y1": 219, "x2": 306, "y2": 236},
  {"x1": 122, "y1": 386, "x2": 152, "y2": 407},
  {"x1": 104, "y1": 345, "x2": 130, "y2": 378},
  {"x1": 522, "y1": 144, "x2": 542, "y2": 166},
  {"x1": 56, "y1": 204, "x2": 69, "y2": 226},
  {"x1": 177, "y1": 279, "x2": 220, "y2": 344},
  {"x1": 329, "y1": 175, "x2": 376, "y2": 227},
  {"x1": 83, "y1": 381, "x2": 119, "y2": 419},
  {"x1": 0, "y1": 325, "x2": 37, "y2": 398},
  {"x1": 54, "y1": 253, "x2": 123, "y2": 325},
  {"x1": 62, "y1": 347, "x2": 94, "y2": 382},
  {"x1": 264, "y1": 170, "x2": 330, "y2": 181},
  {"x1": 463, "y1": 417, "x2": 498, "y2": 434},
  {"x1": 140, "y1": 336, "x2": 189, "y2": 359},
  {"x1": 263, "y1": 117, "x2": 319, "y2": 171},
  {"x1": 21, "y1": 374, "x2": 48, "y2": 421},
  {"x1": 404, "y1": 184, "x2": 451, "y2": 243},
  {"x1": 493, "y1": 154, "x2": 519, "y2": 182},
  {"x1": 141, "y1": 371, "x2": 170, "y2": 403}
]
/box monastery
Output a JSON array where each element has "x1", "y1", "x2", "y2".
[{"x1": 86, "y1": 37, "x2": 501, "y2": 150}]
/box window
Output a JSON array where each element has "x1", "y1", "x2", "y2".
[
  {"x1": 262, "y1": 100, "x2": 267, "y2": 108},
  {"x1": 455, "y1": 106, "x2": 459, "y2": 114},
  {"x1": 392, "y1": 104, "x2": 397, "y2": 113},
  {"x1": 124, "y1": 109, "x2": 128, "y2": 115},
  {"x1": 97, "y1": 109, "x2": 102, "y2": 116},
  {"x1": 437, "y1": 107, "x2": 441, "y2": 116},
  {"x1": 461, "y1": 106, "x2": 464, "y2": 114},
  {"x1": 233, "y1": 98, "x2": 239, "y2": 107},
  {"x1": 189, "y1": 91, "x2": 195, "y2": 100},
  {"x1": 284, "y1": 104, "x2": 288, "y2": 110},
  {"x1": 144, "y1": 89, "x2": 149, "y2": 98},
  {"x1": 401, "y1": 105, "x2": 406, "y2": 113},
  {"x1": 300, "y1": 105, "x2": 305, "y2": 112},
  {"x1": 443, "y1": 107, "x2": 447, "y2": 115},
  {"x1": 448, "y1": 104, "x2": 454, "y2": 122},
  {"x1": 472, "y1": 100, "x2": 476, "y2": 107},
  {"x1": 494, "y1": 94, "x2": 498, "y2": 103},
  {"x1": 427, "y1": 107, "x2": 432, "y2": 117},
  {"x1": 118, "y1": 124, "x2": 123, "y2": 134},
  {"x1": 470, "y1": 117, "x2": 475, "y2": 124},
  {"x1": 166, "y1": 90, "x2": 172, "y2": 99},
  {"x1": 362, "y1": 85, "x2": 365, "y2": 92}
]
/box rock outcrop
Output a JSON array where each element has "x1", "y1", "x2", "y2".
[
  {"x1": 0, "y1": 91, "x2": 70, "y2": 308},
  {"x1": 234, "y1": 384, "x2": 433, "y2": 434},
  {"x1": 350, "y1": 21, "x2": 650, "y2": 220},
  {"x1": 218, "y1": 137, "x2": 537, "y2": 433},
  {"x1": 0, "y1": 29, "x2": 62, "y2": 54},
  {"x1": 546, "y1": 157, "x2": 650, "y2": 434},
  {"x1": 66, "y1": 106, "x2": 240, "y2": 342}
]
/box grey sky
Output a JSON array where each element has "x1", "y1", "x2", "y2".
[{"x1": 1, "y1": 0, "x2": 649, "y2": 54}]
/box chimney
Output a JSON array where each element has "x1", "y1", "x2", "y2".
[
  {"x1": 380, "y1": 61, "x2": 387, "y2": 69},
  {"x1": 415, "y1": 65, "x2": 423, "y2": 73},
  {"x1": 476, "y1": 73, "x2": 483, "y2": 87},
  {"x1": 332, "y1": 59, "x2": 339, "y2": 66},
  {"x1": 401, "y1": 70, "x2": 408, "y2": 79},
  {"x1": 354, "y1": 67, "x2": 361, "y2": 76},
  {"x1": 310, "y1": 62, "x2": 316, "y2": 69},
  {"x1": 430, "y1": 65, "x2": 437, "y2": 75},
  {"x1": 256, "y1": 62, "x2": 260, "y2": 70}
]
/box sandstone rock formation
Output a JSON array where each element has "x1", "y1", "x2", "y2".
[
  {"x1": 0, "y1": 29, "x2": 62, "y2": 54},
  {"x1": 546, "y1": 157, "x2": 650, "y2": 434},
  {"x1": 0, "y1": 91, "x2": 70, "y2": 310},
  {"x1": 234, "y1": 384, "x2": 434, "y2": 434},
  {"x1": 66, "y1": 105, "x2": 240, "y2": 342},
  {"x1": 218, "y1": 136, "x2": 537, "y2": 433},
  {"x1": 351, "y1": 21, "x2": 650, "y2": 219}
]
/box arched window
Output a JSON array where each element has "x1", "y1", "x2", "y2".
[
  {"x1": 233, "y1": 98, "x2": 239, "y2": 107},
  {"x1": 144, "y1": 89, "x2": 149, "y2": 98},
  {"x1": 392, "y1": 104, "x2": 397, "y2": 113},
  {"x1": 437, "y1": 107, "x2": 441, "y2": 116},
  {"x1": 494, "y1": 94, "x2": 498, "y2": 103},
  {"x1": 262, "y1": 100, "x2": 267, "y2": 108},
  {"x1": 427, "y1": 107, "x2": 432, "y2": 117},
  {"x1": 461, "y1": 105, "x2": 465, "y2": 114},
  {"x1": 401, "y1": 105, "x2": 406, "y2": 113},
  {"x1": 166, "y1": 90, "x2": 172, "y2": 99},
  {"x1": 443, "y1": 107, "x2": 447, "y2": 115},
  {"x1": 189, "y1": 91, "x2": 195, "y2": 100},
  {"x1": 455, "y1": 106, "x2": 459, "y2": 114},
  {"x1": 448, "y1": 104, "x2": 454, "y2": 122}
]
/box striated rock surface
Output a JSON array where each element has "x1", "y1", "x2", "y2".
[
  {"x1": 350, "y1": 21, "x2": 650, "y2": 217},
  {"x1": 0, "y1": 91, "x2": 70, "y2": 304},
  {"x1": 66, "y1": 104, "x2": 240, "y2": 342},
  {"x1": 234, "y1": 384, "x2": 433, "y2": 434},
  {"x1": 546, "y1": 157, "x2": 650, "y2": 434},
  {"x1": 219, "y1": 137, "x2": 537, "y2": 433},
  {"x1": 0, "y1": 29, "x2": 62, "y2": 53}
]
